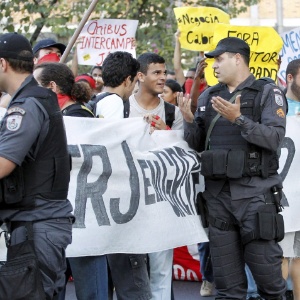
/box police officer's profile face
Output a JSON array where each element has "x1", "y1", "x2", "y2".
[{"x1": 212, "y1": 52, "x2": 238, "y2": 84}]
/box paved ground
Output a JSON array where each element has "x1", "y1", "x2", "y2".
[{"x1": 65, "y1": 279, "x2": 216, "y2": 299}]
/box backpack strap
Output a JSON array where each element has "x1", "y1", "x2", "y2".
[
  {"x1": 123, "y1": 99, "x2": 130, "y2": 119},
  {"x1": 86, "y1": 92, "x2": 112, "y2": 116},
  {"x1": 87, "y1": 92, "x2": 129, "y2": 118},
  {"x1": 204, "y1": 91, "x2": 242, "y2": 150},
  {"x1": 164, "y1": 101, "x2": 176, "y2": 128},
  {"x1": 62, "y1": 103, "x2": 94, "y2": 117}
]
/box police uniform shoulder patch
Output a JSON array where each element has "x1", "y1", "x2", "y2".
[
  {"x1": 6, "y1": 115, "x2": 23, "y2": 131},
  {"x1": 274, "y1": 94, "x2": 284, "y2": 107},
  {"x1": 276, "y1": 108, "x2": 285, "y2": 118},
  {"x1": 7, "y1": 106, "x2": 26, "y2": 115}
]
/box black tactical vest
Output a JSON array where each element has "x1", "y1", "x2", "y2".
[
  {"x1": 204, "y1": 78, "x2": 279, "y2": 178},
  {"x1": 0, "y1": 82, "x2": 70, "y2": 209}
]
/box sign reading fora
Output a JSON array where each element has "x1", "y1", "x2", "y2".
[{"x1": 205, "y1": 24, "x2": 283, "y2": 86}]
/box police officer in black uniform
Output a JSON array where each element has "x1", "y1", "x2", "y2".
[
  {"x1": 179, "y1": 37, "x2": 286, "y2": 299},
  {"x1": 0, "y1": 33, "x2": 73, "y2": 299}
]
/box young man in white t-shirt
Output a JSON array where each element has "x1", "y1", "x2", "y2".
[
  {"x1": 95, "y1": 52, "x2": 153, "y2": 300},
  {"x1": 95, "y1": 52, "x2": 139, "y2": 119},
  {"x1": 129, "y1": 52, "x2": 183, "y2": 300}
]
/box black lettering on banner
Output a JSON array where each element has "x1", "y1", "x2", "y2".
[
  {"x1": 138, "y1": 147, "x2": 201, "y2": 217},
  {"x1": 70, "y1": 144, "x2": 112, "y2": 228},
  {"x1": 139, "y1": 159, "x2": 156, "y2": 205},
  {"x1": 151, "y1": 161, "x2": 164, "y2": 203},
  {"x1": 68, "y1": 144, "x2": 81, "y2": 158},
  {"x1": 166, "y1": 148, "x2": 200, "y2": 215},
  {"x1": 165, "y1": 148, "x2": 190, "y2": 216},
  {"x1": 279, "y1": 137, "x2": 295, "y2": 182},
  {"x1": 110, "y1": 141, "x2": 140, "y2": 224},
  {"x1": 278, "y1": 137, "x2": 296, "y2": 207}
]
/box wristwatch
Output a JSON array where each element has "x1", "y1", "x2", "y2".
[{"x1": 235, "y1": 114, "x2": 245, "y2": 126}]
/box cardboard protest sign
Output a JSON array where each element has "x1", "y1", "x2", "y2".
[
  {"x1": 173, "y1": 6, "x2": 230, "y2": 51},
  {"x1": 77, "y1": 19, "x2": 138, "y2": 66},
  {"x1": 205, "y1": 24, "x2": 283, "y2": 86},
  {"x1": 278, "y1": 27, "x2": 300, "y2": 86}
]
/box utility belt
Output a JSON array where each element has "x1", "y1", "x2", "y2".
[
  {"x1": 200, "y1": 149, "x2": 277, "y2": 179},
  {"x1": 207, "y1": 186, "x2": 285, "y2": 244}
]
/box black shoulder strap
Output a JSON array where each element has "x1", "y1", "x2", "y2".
[
  {"x1": 87, "y1": 92, "x2": 129, "y2": 118},
  {"x1": 249, "y1": 77, "x2": 275, "y2": 91},
  {"x1": 63, "y1": 103, "x2": 94, "y2": 117},
  {"x1": 164, "y1": 101, "x2": 176, "y2": 128},
  {"x1": 94, "y1": 92, "x2": 113, "y2": 104},
  {"x1": 123, "y1": 99, "x2": 130, "y2": 118},
  {"x1": 204, "y1": 91, "x2": 242, "y2": 150},
  {"x1": 87, "y1": 92, "x2": 112, "y2": 116}
]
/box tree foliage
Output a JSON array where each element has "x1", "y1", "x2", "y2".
[{"x1": 0, "y1": 0, "x2": 259, "y2": 69}]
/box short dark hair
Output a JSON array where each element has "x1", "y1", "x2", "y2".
[
  {"x1": 227, "y1": 52, "x2": 250, "y2": 67},
  {"x1": 286, "y1": 59, "x2": 300, "y2": 81},
  {"x1": 165, "y1": 79, "x2": 182, "y2": 93},
  {"x1": 6, "y1": 55, "x2": 34, "y2": 74},
  {"x1": 34, "y1": 62, "x2": 91, "y2": 103},
  {"x1": 102, "y1": 51, "x2": 140, "y2": 88},
  {"x1": 137, "y1": 52, "x2": 165, "y2": 74}
]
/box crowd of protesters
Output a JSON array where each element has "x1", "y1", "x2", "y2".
[{"x1": 0, "y1": 28, "x2": 299, "y2": 300}]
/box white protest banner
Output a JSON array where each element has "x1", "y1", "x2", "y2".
[
  {"x1": 77, "y1": 19, "x2": 138, "y2": 66},
  {"x1": 66, "y1": 117, "x2": 207, "y2": 256},
  {"x1": 278, "y1": 27, "x2": 300, "y2": 86},
  {"x1": 0, "y1": 117, "x2": 207, "y2": 259},
  {"x1": 279, "y1": 116, "x2": 300, "y2": 233}
]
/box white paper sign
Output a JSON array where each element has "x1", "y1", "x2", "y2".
[
  {"x1": 278, "y1": 27, "x2": 300, "y2": 85},
  {"x1": 77, "y1": 19, "x2": 138, "y2": 66}
]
